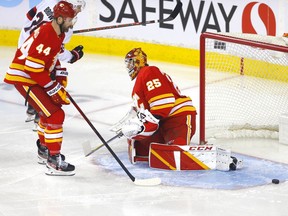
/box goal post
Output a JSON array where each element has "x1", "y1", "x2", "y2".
[{"x1": 199, "y1": 32, "x2": 288, "y2": 144}]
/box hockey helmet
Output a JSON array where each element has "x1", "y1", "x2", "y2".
[
  {"x1": 53, "y1": 1, "x2": 76, "y2": 19},
  {"x1": 125, "y1": 48, "x2": 147, "y2": 80}
]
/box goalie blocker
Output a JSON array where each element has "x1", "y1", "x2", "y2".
[{"x1": 129, "y1": 142, "x2": 243, "y2": 171}]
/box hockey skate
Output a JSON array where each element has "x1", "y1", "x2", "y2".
[
  {"x1": 229, "y1": 156, "x2": 243, "y2": 171},
  {"x1": 25, "y1": 104, "x2": 37, "y2": 122},
  {"x1": 36, "y1": 139, "x2": 65, "y2": 165},
  {"x1": 32, "y1": 113, "x2": 40, "y2": 132},
  {"x1": 46, "y1": 154, "x2": 75, "y2": 176}
]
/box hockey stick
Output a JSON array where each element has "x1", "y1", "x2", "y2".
[
  {"x1": 82, "y1": 132, "x2": 123, "y2": 157},
  {"x1": 73, "y1": 0, "x2": 182, "y2": 34},
  {"x1": 67, "y1": 93, "x2": 161, "y2": 186}
]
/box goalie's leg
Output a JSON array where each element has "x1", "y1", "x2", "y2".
[
  {"x1": 127, "y1": 139, "x2": 149, "y2": 164},
  {"x1": 127, "y1": 131, "x2": 165, "y2": 164},
  {"x1": 149, "y1": 143, "x2": 243, "y2": 171}
]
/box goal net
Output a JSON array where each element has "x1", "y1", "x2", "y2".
[{"x1": 199, "y1": 32, "x2": 288, "y2": 144}]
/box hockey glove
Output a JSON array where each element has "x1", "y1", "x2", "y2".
[
  {"x1": 50, "y1": 68, "x2": 68, "y2": 88},
  {"x1": 69, "y1": 45, "x2": 84, "y2": 64},
  {"x1": 121, "y1": 109, "x2": 159, "y2": 140},
  {"x1": 45, "y1": 82, "x2": 70, "y2": 105}
]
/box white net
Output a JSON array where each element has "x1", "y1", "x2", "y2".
[{"x1": 201, "y1": 32, "x2": 288, "y2": 140}]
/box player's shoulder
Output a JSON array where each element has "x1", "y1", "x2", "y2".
[
  {"x1": 37, "y1": 22, "x2": 53, "y2": 32},
  {"x1": 135, "y1": 66, "x2": 161, "y2": 84},
  {"x1": 141, "y1": 65, "x2": 162, "y2": 78},
  {"x1": 146, "y1": 65, "x2": 160, "y2": 70},
  {"x1": 33, "y1": 22, "x2": 56, "y2": 40},
  {"x1": 141, "y1": 65, "x2": 161, "y2": 74}
]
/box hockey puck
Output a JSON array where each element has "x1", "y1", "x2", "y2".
[{"x1": 272, "y1": 179, "x2": 280, "y2": 184}]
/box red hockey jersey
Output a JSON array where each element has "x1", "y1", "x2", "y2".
[
  {"x1": 132, "y1": 66, "x2": 196, "y2": 118},
  {"x1": 4, "y1": 22, "x2": 65, "y2": 87}
]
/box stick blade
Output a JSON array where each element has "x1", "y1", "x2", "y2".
[
  {"x1": 133, "y1": 177, "x2": 162, "y2": 186},
  {"x1": 82, "y1": 141, "x2": 92, "y2": 157}
]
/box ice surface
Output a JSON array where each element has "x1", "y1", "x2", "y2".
[{"x1": 1, "y1": 47, "x2": 288, "y2": 216}]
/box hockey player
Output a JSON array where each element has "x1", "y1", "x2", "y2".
[
  {"x1": 20, "y1": 0, "x2": 86, "y2": 129},
  {"x1": 18, "y1": 0, "x2": 85, "y2": 60},
  {"x1": 120, "y1": 48, "x2": 243, "y2": 171},
  {"x1": 121, "y1": 48, "x2": 197, "y2": 163},
  {"x1": 4, "y1": 1, "x2": 77, "y2": 176}
]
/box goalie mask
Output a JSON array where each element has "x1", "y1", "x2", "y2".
[{"x1": 125, "y1": 48, "x2": 147, "y2": 80}]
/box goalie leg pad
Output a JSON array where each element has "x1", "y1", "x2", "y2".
[
  {"x1": 149, "y1": 143, "x2": 215, "y2": 170},
  {"x1": 149, "y1": 143, "x2": 243, "y2": 171},
  {"x1": 216, "y1": 148, "x2": 243, "y2": 171},
  {"x1": 128, "y1": 139, "x2": 136, "y2": 164},
  {"x1": 127, "y1": 139, "x2": 148, "y2": 164}
]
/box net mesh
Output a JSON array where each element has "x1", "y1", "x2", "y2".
[{"x1": 202, "y1": 33, "x2": 288, "y2": 139}]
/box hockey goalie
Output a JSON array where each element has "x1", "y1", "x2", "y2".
[
  {"x1": 120, "y1": 108, "x2": 243, "y2": 171},
  {"x1": 117, "y1": 48, "x2": 243, "y2": 171}
]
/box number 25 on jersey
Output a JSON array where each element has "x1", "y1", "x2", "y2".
[{"x1": 147, "y1": 79, "x2": 161, "y2": 91}]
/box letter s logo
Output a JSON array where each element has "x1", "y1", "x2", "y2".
[{"x1": 242, "y1": 2, "x2": 276, "y2": 36}]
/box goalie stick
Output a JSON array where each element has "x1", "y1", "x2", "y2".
[
  {"x1": 73, "y1": 0, "x2": 182, "y2": 34},
  {"x1": 82, "y1": 132, "x2": 123, "y2": 157},
  {"x1": 67, "y1": 92, "x2": 161, "y2": 186},
  {"x1": 84, "y1": 105, "x2": 138, "y2": 156}
]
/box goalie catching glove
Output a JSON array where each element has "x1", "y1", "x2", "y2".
[
  {"x1": 121, "y1": 109, "x2": 159, "y2": 140},
  {"x1": 45, "y1": 82, "x2": 70, "y2": 105}
]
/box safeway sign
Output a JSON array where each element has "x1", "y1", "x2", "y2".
[
  {"x1": 92, "y1": 0, "x2": 282, "y2": 48},
  {"x1": 0, "y1": 0, "x2": 284, "y2": 48}
]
